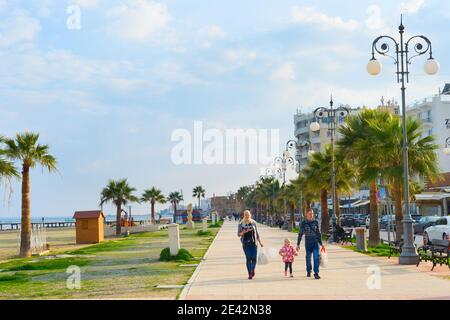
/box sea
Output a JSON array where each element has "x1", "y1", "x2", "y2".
[{"x1": 0, "y1": 214, "x2": 167, "y2": 230}]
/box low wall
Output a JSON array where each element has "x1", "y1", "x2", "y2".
[{"x1": 104, "y1": 224, "x2": 168, "y2": 237}]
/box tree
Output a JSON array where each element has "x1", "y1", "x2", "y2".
[
  {"x1": 300, "y1": 145, "x2": 355, "y2": 234},
  {"x1": 142, "y1": 187, "x2": 166, "y2": 224},
  {"x1": 2, "y1": 133, "x2": 57, "y2": 257},
  {"x1": 100, "y1": 179, "x2": 138, "y2": 235},
  {"x1": 363, "y1": 115, "x2": 440, "y2": 240},
  {"x1": 0, "y1": 136, "x2": 19, "y2": 188},
  {"x1": 338, "y1": 109, "x2": 390, "y2": 247},
  {"x1": 167, "y1": 191, "x2": 183, "y2": 223},
  {"x1": 192, "y1": 186, "x2": 206, "y2": 209}
]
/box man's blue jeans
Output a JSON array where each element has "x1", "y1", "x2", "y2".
[
  {"x1": 243, "y1": 244, "x2": 257, "y2": 275},
  {"x1": 305, "y1": 242, "x2": 320, "y2": 275}
]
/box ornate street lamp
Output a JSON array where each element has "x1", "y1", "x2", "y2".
[
  {"x1": 368, "y1": 16, "x2": 439, "y2": 265},
  {"x1": 310, "y1": 96, "x2": 350, "y2": 240},
  {"x1": 274, "y1": 150, "x2": 295, "y2": 230},
  {"x1": 287, "y1": 139, "x2": 314, "y2": 228}
]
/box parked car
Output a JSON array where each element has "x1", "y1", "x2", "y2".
[
  {"x1": 413, "y1": 216, "x2": 441, "y2": 235},
  {"x1": 341, "y1": 215, "x2": 357, "y2": 227},
  {"x1": 354, "y1": 214, "x2": 368, "y2": 227},
  {"x1": 423, "y1": 216, "x2": 450, "y2": 245},
  {"x1": 365, "y1": 216, "x2": 370, "y2": 228},
  {"x1": 379, "y1": 215, "x2": 396, "y2": 231}
]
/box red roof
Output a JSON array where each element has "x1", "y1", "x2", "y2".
[{"x1": 73, "y1": 210, "x2": 105, "y2": 219}]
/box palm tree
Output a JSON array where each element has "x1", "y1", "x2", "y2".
[
  {"x1": 167, "y1": 191, "x2": 183, "y2": 223},
  {"x1": 338, "y1": 109, "x2": 390, "y2": 246},
  {"x1": 142, "y1": 187, "x2": 167, "y2": 224},
  {"x1": 255, "y1": 177, "x2": 280, "y2": 225},
  {"x1": 364, "y1": 115, "x2": 440, "y2": 240},
  {"x1": 100, "y1": 179, "x2": 139, "y2": 235},
  {"x1": 236, "y1": 186, "x2": 251, "y2": 212},
  {"x1": 300, "y1": 145, "x2": 355, "y2": 234},
  {"x1": 192, "y1": 186, "x2": 206, "y2": 209},
  {"x1": 2, "y1": 133, "x2": 57, "y2": 257}
]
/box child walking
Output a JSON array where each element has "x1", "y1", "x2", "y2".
[{"x1": 279, "y1": 238, "x2": 298, "y2": 277}]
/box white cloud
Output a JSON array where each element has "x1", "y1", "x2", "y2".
[
  {"x1": 0, "y1": 9, "x2": 41, "y2": 47},
  {"x1": 270, "y1": 63, "x2": 295, "y2": 81},
  {"x1": 107, "y1": 0, "x2": 171, "y2": 42},
  {"x1": 365, "y1": 5, "x2": 384, "y2": 31},
  {"x1": 400, "y1": 0, "x2": 425, "y2": 14},
  {"x1": 204, "y1": 24, "x2": 226, "y2": 39},
  {"x1": 291, "y1": 6, "x2": 359, "y2": 31}
]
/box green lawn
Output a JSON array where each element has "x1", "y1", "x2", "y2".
[
  {"x1": 0, "y1": 222, "x2": 220, "y2": 300},
  {"x1": 342, "y1": 243, "x2": 398, "y2": 257}
]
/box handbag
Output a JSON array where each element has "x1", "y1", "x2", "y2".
[
  {"x1": 257, "y1": 247, "x2": 269, "y2": 265},
  {"x1": 319, "y1": 247, "x2": 328, "y2": 268}
]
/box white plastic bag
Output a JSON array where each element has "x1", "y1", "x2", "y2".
[
  {"x1": 257, "y1": 247, "x2": 269, "y2": 265},
  {"x1": 319, "y1": 248, "x2": 328, "y2": 268}
]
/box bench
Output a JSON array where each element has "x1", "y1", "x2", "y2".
[
  {"x1": 382, "y1": 239, "x2": 403, "y2": 259},
  {"x1": 417, "y1": 239, "x2": 450, "y2": 271},
  {"x1": 329, "y1": 225, "x2": 353, "y2": 245}
]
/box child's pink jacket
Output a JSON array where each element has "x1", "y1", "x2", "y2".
[{"x1": 279, "y1": 245, "x2": 298, "y2": 263}]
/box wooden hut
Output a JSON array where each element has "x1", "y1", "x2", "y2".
[{"x1": 73, "y1": 210, "x2": 105, "y2": 244}]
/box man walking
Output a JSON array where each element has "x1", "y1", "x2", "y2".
[{"x1": 296, "y1": 208, "x2": 325, "y2": 279}]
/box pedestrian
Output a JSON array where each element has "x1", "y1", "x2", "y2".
[
  {"x1": 296, "y1": 208, "x2": 325, "y2": 279},
  {"x1": 237, "y1": 210, "x2": 263, "y2": 280},
  {"x1": 279, "y1": 238, "x2": 298, "y2": 277}
]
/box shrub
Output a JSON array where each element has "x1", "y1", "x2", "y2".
[
  {"x1": 159, "y1": 248, "x2": 194, "y2": 262},
  {"x1": 210, "y1": 220, "x2": 223, "y2": 228},
  {"x1": 197, "y1": 230, "x2": 212, "y2": 236}
]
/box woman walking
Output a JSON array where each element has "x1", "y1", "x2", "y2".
[{"x1": 238, "y1": 210, "x2": 263, "y2": 280}]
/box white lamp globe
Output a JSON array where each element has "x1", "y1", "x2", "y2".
[
  {"x1": 367, "y1": 59, "x2": 382, "y2": 76},
  {"x1": 310, "y1": 122, "x2": 320, "y2": 132},
  {"x1": 444, "y1": 147, "x2": 450, "y2": 155},
  {"x1": 424, "y1": 58, "x2": 439, "y2": 75}
]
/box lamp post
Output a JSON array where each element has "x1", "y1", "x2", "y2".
[
  {"x1": 261, "y1": 168, "x2": 277, "y2": 226},
  {"x1": 368, "y1": 16, "x2": 439, "y2": 265},
  {"x1": 287, "y1": 139, "x2": 315, "y2": 229},
  {"x1": 310, "y1": 96, "x2": 350, "y2": 241},
  {"x1": 275, "y1": 150, "x2": 295, "y2": 230}
]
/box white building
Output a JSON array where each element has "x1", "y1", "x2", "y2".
[
  {"x1": 406, "y1": 84, "x2": 450, "y2": 173},
  {"x1": 293, "y1": 105, "x2": 361, "y2": 171}
]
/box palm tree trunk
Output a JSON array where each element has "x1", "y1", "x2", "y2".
[
  {"x1": 20, "y1": 165, "x2": 31, "y2": 258},
  {"x1": 198, "y1": 197, "x2": 201, "y2": 210},
  {"x1": 393, "y1": 181, "x2": 403, "y2": 241},
  {"x1": 151, "y1": 201, "x2": 156, "y2": 224},
  {"x1": 320, "y1": 189, "x2": 329, "y2": 234},
  {"x1": 335, "y1": 191, "x2": 341, "y2": 226},
  {"x1": 368, "y1": 180, "x2": 380, "y2": 247},
  {"x1": 116, "y1": 204, "x2": 122, "y2": 235},
  {"x1": 173, "y1": 202, "x2": 177, "y2": 224}
]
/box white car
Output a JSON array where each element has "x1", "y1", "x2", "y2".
[{"x1": 423, "y1": 216, "x2": 450, "y2": 245}]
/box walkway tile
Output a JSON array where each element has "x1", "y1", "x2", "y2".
[{"x1": 180, "y1": 221, "x2": 450, "y2": 300}]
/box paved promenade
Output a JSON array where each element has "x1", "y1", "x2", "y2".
[{"x1": 180, "y1": 220, "x2": 450, "y2": 300}]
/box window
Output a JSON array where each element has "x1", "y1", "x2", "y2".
[{"x1": 81, "y1": 220, "x2": 89, "y2": 230}]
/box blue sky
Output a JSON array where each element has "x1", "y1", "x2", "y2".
[{"x1": 0, "y1": 0, "x2": 449, "y2": 217}]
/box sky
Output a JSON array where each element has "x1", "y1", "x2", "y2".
[{"x1": 0, "y1": 0, "x2": 449, "y2": 218}]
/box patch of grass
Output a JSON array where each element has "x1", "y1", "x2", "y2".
[
  {"x1": 0, "y1": 273, "x2": 29, "y2": 284},
  {"x1": 67, "y1": 239, "x2": 138, "y2": 255},
  {"x1": 343, "y1": 243, "x2": 396, "y2": 257},
  {"x1": 196, "y1": 230, "x2": 212, "y2": 236},
  {"x1": 159, "y1": 248, "x2": 194, "y2": 262},
  {"x1": 0, "y1": 257, "x2": 91, "y2": 272},
  {"x1": 210, "y1": 221, "x2": 223, "y2": 228}
]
